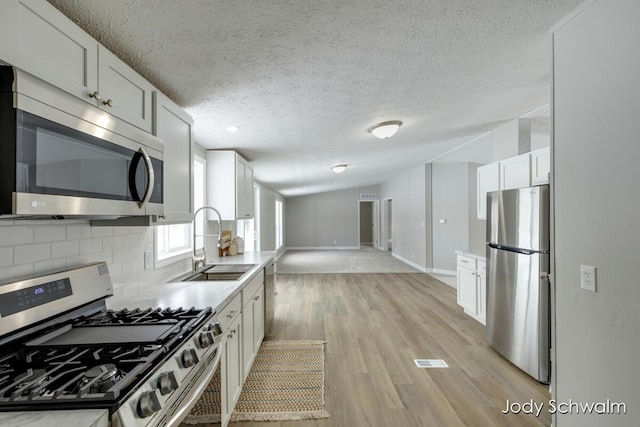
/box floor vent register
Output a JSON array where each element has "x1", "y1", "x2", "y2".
[{"x1": 413, "y1": 359, "x2": 449, "y2": 368}]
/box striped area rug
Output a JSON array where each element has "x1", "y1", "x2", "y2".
[{"x1": 184, "y1": 340, "x2": 329, "y2": 424}]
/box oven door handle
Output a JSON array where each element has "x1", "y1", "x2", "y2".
[
  {"x1": 165, "y1": 346, "x2": 222, "y2": 427},
  {"x1": 137, "y1": 146, "x2": 155, "y2": 209}
]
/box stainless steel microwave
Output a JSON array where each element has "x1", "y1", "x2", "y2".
[{"x1": 0, "y1": 67, "x2": 163, "y2": 219}]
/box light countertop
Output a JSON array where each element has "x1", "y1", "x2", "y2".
[
  {"x1": 455, "y1": 250, "x2": 486, "y2": 261},
  {"x1": 0, "y1": 410, "x2": 108, "y2": 427},
  {"x1": 107, "y1": 251, "x2": 276, "y2": 313}
]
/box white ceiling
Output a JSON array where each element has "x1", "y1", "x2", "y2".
[{"x1": 48, "y1": 0, "x2": 582, "y2": 197}]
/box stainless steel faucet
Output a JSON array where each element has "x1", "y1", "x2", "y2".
[{"x1": 192, "y1": 206, "x2": 223, "y2": 272}]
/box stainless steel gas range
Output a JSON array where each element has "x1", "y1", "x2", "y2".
[{"x1": 0, "y1": 262, "x2": 222, "y2": 427}]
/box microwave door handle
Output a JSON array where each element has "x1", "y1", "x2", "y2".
[{"x1": 137, "y1": 147, "x2": 155, "y2": 209}]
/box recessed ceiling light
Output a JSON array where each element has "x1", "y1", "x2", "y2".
[
  {"x1": 330, "y1": 164, "x2": 347, "y2": 174},
  {"x1": 226, "y1": 125, "x2": 240, "y2": 132},
  {"x1": 367, "y1": 120, "x2": 402, "y2": 139}
]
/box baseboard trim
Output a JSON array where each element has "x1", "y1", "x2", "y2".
[
  {"x1": 286, "y1": 246, "x2": 360, "y2": 251},
  {"x1": 429, "y1": 269, "x2": 457, "y2": 276},
  {"x1": 391, "y1": 253, "x2": 428, "y2": 273}
]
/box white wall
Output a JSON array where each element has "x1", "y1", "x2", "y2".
[
  {"x1": 553, "y1": 0, "x2": 639, "y2": 425},
  {"x1": 257, "y1": 182, "x2": 284, "y2": 252},
  {"x1": 285, "y1": 185, "x2": 379, "y2": 249},
  {"x1": 379, "y1": 164, "x2": 427, "y2": 269}
]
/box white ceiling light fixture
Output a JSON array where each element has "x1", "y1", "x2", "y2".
[
  {"x1": 367, "y1": 120, "x2": 403, "y2": 139},
  {"x1": 226, "y1": 125, "x2": 240, "y2": 132},
  {"x1": 330, "y1": 164, "x2": 347, "y2": 174}
]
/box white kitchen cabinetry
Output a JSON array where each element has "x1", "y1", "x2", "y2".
[
  {"x1": 221, "y1": 313, "x2": 242, "y2": 427},
  {"x1": 152, "y1": 92, "x2": 194, "y2": 224},
  {"x1": 477, "y1": 163, "x2": 500, "y2": 220},
  {"x1": 477, "y1": 148, "x2": 550, "y2": 219},
  {"x1": 531, "y1": 146, "x2": 551, "y2": 185},
  {"x1": 499, "y1": 152, "x2": 531, "y2": 190},
  {"x1": 241, "y1": 273, "x2": 265, "y2": 381},
  {"x1": 206, "y1": 151, "x2": 254, "y2": 220},
  {"x1": 0, "y1": 0, "x2": 154, "y2": 133},
  {"x1": 456, "y1": 253, "x2": 486, "y2": 325}
]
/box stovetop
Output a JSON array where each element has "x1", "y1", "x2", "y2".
[{"x1": 0, "y1": 306, "x2": 213, "y2": 411}]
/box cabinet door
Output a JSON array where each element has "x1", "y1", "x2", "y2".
[
  {"x1": 477, "y1": 163, "x2": 500, "y2": 219},
  {"x1": 97, "y1": 46, "x2": 153, "y2": 133},
  {"x1": 253, "y1": 286, "x2": 265, "y2": 350},
  {"x1": 221, "y1": 315, "x2": 242, "y2": 427},
  {"x1": 499, "y1": 152, "x2": 531, "y2": 190},
  {"x1": 244, "y1": 165, "x2": 254, "y2": 219},
  {"x1": 235, "y1": 156, "x2": 246, "y2": 217},
  {"x1": 153, "y1": 92, "x2": 193, "y2": 224},
  {"x1": 477, "y1": 261, "x2": 487, "y2": 325},
  {"x1": 531, "y1": 146, "x2": 551, "y2": 185},
  {"x1": 457, "y1": 267, "x2": 477, "y2": 315},
  {"x1": 0, "y1": 0, "x2": 98, "y2": 103},
  {"x1": 241, "y1": 300, "x2": 255, "y2": 382}
]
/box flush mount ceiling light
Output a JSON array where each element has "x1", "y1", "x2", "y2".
[
  {"x1": 226, "y1": 125, "x2": 240, "y2": 132},
  {"x1": 367, "y1": 120, "x2": 403, "y2": 139},
  {"x1": 330, "y1": 164, "x2": 347, "y2": 174}
]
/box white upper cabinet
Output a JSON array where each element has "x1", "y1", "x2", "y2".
[
  {"x1": 477, "y1": 147, "x2": 550, "y2": 219},
  {"x1": 97, "y1": 46, "x2": 154, "y2": 133},
  {"x1": 207, "y1": 150, "x2": 254, "y2": 220},
  {"x1": 477, "y1": 163, "x2": 500, "y2": 220},
  {"x1": 153, "y1": 92, "x2": 194, "y2": 224},
  {"x1": 0, "y1": 0, "x2": 154, "y2": 133},
  {"x1": 531, "y1": 146, "x2": 551, "y2": 185},
  {"x1": 0, "y1": 0, "x2": 98, "y2": 102},
  {"x1": 499, "y1": 152, "x2": 531, "y2": 190}
]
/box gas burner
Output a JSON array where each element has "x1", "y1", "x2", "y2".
[
  {"x1": 14, "y1": 369, "x2": 48, "y2": 395},
  {"x1": 80, "y1": 363, "x2": 121, "y2": 393}
]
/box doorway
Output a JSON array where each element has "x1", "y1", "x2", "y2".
[
  {"x1": 381, "y1": 198, "x2": 393, "y2": 251},
  {"x1": 358, "y1": 200, "x2": 379, "y2": 249}
]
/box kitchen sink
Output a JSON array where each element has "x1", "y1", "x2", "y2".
[{"x1": 183, "y1": 264, "x2": 256, "y2": 282}]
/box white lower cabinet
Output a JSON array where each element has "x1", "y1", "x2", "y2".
[
  {"x1": 221, "y1": 314, "x2": 242, "y2": 427},
  {"x1": 221, "y1": 270, "x2": 266, "y2": 427},
  {"x1": 456, "y1": 254, "x2": 486, "y2": 325}
]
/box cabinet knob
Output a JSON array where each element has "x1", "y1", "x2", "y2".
[
  {"x1": 254, "y1": 295, "x2": 260, "y2": 301},
  {"x1": 103, "y1": 98, "x2": 115, "y2": 108},
  {"x1": 89, "y1": 90, "x2": 101, "y2": 100}
]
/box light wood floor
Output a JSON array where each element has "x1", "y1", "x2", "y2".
[{"x1": 191, "y1": 273, "x2": 550, "y2": 427}]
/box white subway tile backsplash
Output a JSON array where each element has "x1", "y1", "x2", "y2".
[
  {"x1": 34, "y1": 258, "x2": 67, "y2": 276},
  {"x1": 102, "y1": 236, "x2": 123, "y2": 251},
  {"x1": 91, "y1": 227, "x2": 113, "y2": 238},
  {"x1": 66, "y1": 223, "x2": 92, "y2": 240},
  {"x1": 0, "y1": 226, "x2": 34, "y2": 247},
  {"x1": 0, "y1": 222, "x2": 191, "y2": 304},
  {"x1": 52, "y1": 240, "x2": 80, "y2": 258},
  {"x1": 35, "y1": 226, "x2": 66, "y2": 243},
  {"x1": 14, "y1": 243, "x2": 51, "y2": 264},
  {"x1": 91, "y1": 251, "x2": 113, "y2": 264},
  {"x1": 79, "y1": 238, "x2": 103, "y2": 254},
  {"x1": 0, "y1": 264, "x2": 34, "y2": 283},
  {"x1": 0, "y1": 247, "x2": 13, "y2": 267}
]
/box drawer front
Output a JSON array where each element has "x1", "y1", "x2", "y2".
[
  {"x1": 242, "y1": 271, "x2": 264, "y2": 307},
  {"x1": 457, "y1": 255, "x2": 477, "y2": 270},
  {"x1": 219, "y1": 293, "x2": 242, "y2": 331},
  {"x1": 477, "y1": 260, "x2": 486, "y2": 273}
]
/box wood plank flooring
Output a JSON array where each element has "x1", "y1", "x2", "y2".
[{"x1": 186, "y1": 273, "x2": 550, "y2": 427}]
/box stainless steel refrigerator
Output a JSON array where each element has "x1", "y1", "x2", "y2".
[{"x1": 485, "y1": 185, "x2": 550, "y2": 383}]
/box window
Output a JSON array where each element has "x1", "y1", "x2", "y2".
[
  {"x1": 155, "y1": 155, "x2": 206, "y2": 263},
  {"x1": 275, "y1": 199, "x2": 283, "y2": 249}
]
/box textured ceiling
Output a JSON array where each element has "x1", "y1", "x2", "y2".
[{"x1": 47, "y1": 0, "x2": 582, "y2": 197}]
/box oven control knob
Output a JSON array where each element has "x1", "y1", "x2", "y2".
[
  {"x1": 157, "y1": 371, "x2": 179, "y2": 395},
  {"x1": 181, "y1": 348, "x2": 199, "y2": 368},
  {"x1": 208, "y1": 322, "x2": 223, "y2": 336},
  {"x1": 136, "y1": 390, "x2": 162, "y2": 418},
  {"x1": 198, "y1": 331, "x2": 215, "y2": 348}
]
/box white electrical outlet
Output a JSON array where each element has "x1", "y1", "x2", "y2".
[{"x1": 580, "y1": 265, "x2": 597, "y2": 292}]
